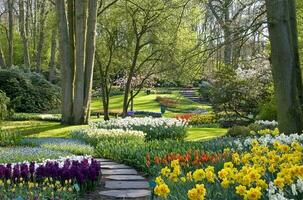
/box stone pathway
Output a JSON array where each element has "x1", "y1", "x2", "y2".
[{"x1": 80, "y1": 158, "x2": 151, "y2": 200}]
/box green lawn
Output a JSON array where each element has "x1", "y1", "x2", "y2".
[
  {"x1": 1, "y1": 120, "x2": 226, "y2": 140},
  {"x1": 91, "y1": 91, "x2": 212, "y2": 117},
  {"x1": 186, "y1": 127, "x2": 227, "y2": 141}
]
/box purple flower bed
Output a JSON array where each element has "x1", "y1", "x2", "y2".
[
  {"x1": 0, "y1": 157, "x2": 101, "y2": 192},
  {"x1": 127, "y1": 110, "x2": 162, "y2": 118}
]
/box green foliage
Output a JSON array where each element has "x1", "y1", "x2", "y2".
[
  {"x1": 0, "y1": 90, "x2": 13, "y2": 120},
  {"x1": 11, "y1": 113, "x2": 61, "y2": 122},
  {"x1": 226, "y1": 126, "x2": 250, "y2": 137},
  {"x1": 0, "y1": 68, "x2": 61, "y2": 113},
  {"x1": 0, "y1": 129, "x2": 22, "y2": 147},
  {"x1": 210, "y1": 65, "x2": 271, "y2": 121},
  {"x1": 258, "y1": 91, "x2": 277, "y2": 121}
]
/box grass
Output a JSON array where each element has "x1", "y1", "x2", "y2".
[
  {"x1": 0, "y1": 120, "x2": 88, "y2": 138},
  {"x1": 1, "y1": 89, "x2": 223, "y2": 140},
  {"x1": 186, "y1": 127, "x2": 227, "y2": 141},
  {"x1": 1, "y1": 120, "x2": 227, "y2": 141},
  {"x1": 91, "y1": 91, "x2": 212, "y2": 117}
]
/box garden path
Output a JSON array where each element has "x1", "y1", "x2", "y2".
[{"x1": 81, "y1": 158, "x2": 151, "y2": 200}]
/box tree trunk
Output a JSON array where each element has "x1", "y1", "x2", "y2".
[
  {"x1": 83, "y1": 0, "x2": 98, "y2": 124},
  {"x1": 130, "y1": 90, "x2": 134, "y2": 111},
  {"x1": 101, "y1": 82, "x2": 110, "y2": 121},
  {"x1": 35, "y1": 1, "x2": 47, "y2": 72},
  {"x1": 0, "y1": 42, "x2": 6, "y2": 68},
  {"x1": 73, "y1": 0, "x2": 88, "y2": 124},
  {"x1": 7, "y1": 0, "x2": 14, "y2": 67},
  {"x1": 19, "y1": 0, "x2": 31, "y2": 68},
  {"x1": 265, "y1": 0, "x2": 303, "y2": 134},
  {"x1": 48, "y1": 27, "x2": 57, "y2": 83},
  {"x1": 56, "y1": 0, "x2": 74, "y2": 124},
  {"x1": 288, "y1": 0, "x2": 303, "y2": 106}
]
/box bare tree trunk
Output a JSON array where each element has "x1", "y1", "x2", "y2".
[
  {"x1": 56, "y1": 0, "x2": 73, "y2": 124},
  {"x1": 0, "y1": 47, "x2": 5, "y2": 68},
  {"x1": 83, "y1": 0, "x2": 98, "y2": 123},
  {"x1": 35, "y1": 1, "x2": 47, "y2": 72},
  {"x1": 48, "y1": 27, "x2": 57, "y2": 83},
  {"x1": 265, "y1": 0, "x2": 303, "y2": 134},
  {"x1": 73, "y1": 0, "x2": 88, "y2": 124},
  {"x1": 7, "y1": 0, "x2": 14, "y2": 67},
  {"x1": 288, "y1": 0, "x2": 303, "y2": 106},
  {"x1": 19, "y1": 0, "x2": 31, "y2": 68}
]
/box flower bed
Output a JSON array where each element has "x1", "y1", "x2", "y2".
[
  {"x1": 21, "y1": 138, "x2": 95, "y2": 155},
  {"x1": 152, "y1": 136, "x2": 303, "y2": 200},
  {"x1": 0, "y1": 147, "x2": 72, "y2": 163},
  {"x1": 71, "y1": 128, "x2": 146, "y2": 146},
  {"x1": 176, "y1": 114, "x2": 217, "y2": 126},
  {"x1": 0, "y1": 156, "x2": 101, "y2": 199},
  {"x1": 91, "y1": 117, "x2": 188, "y2": 141}
]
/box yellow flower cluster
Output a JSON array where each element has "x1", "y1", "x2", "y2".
[
  {"x1": 154, "y1": 176, "x2": 170, "y2": 198},
  {"x1": 218, "y1": 140, "x2": 303, "y2": 199},
  {"x1": 188, "y1": 184, "x2": 206, "y2": 200}
]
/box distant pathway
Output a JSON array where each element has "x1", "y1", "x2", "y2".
[
  {"x1": 179, "y1": 88, "x2": 203, "y2": 103},
  {"x1": 81, "y1": 158, "x2": 151, "y2": 200}
]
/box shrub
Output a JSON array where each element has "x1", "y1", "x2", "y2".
[
  {"x1": 0, "y1": 129, "x2": 22, "y2": 146},
  {"x1": 0, "y1": 90, "x2": 13, "y2": 120},
  {"x1": 189, "y1": 114, "x2": 217, "y2": 126},
  {"x1": 127, "y1": 111, "x2": 162, "y2": 118},
  {"x1": 226, "y1": 126, "x2": 250, "y2": 137},
  {"x1": 11, "y1": 113, "x2": 61, "y2": 122},
  {"x1": 91, "y1": 117, "x2": 188, "y2": 141},
  {"x1": 0, "y1": 69, "x2": 61, "y2": 113},
  {"x1": 218, "y1": 117, "x2": 251, "y2": 128},
  {"x1": 156, "y1": 96, "x2": 178, "y2": 108}
]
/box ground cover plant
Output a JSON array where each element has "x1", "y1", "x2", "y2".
[
  {"x1": 152, "y1": 134, "x2": 303, "y2": 200},
  {"x1": 91, "y1": 117, "x2": 188, "y2": 141},
  {"x1": 0, "y1": 147, "x2": 72, "y2": 164},
  {"x1": 0, "y1": 156, "x2": 101, "y2": 199},
  {"x1": 21, "y1": 138, "x2": 95, "y2": 155}
]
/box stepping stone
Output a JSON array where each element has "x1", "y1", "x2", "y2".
[
  {"x1": 102, "y1": 169, "x2": 138, "y2": 175},
  {"x1": 99, "y1": 189, "x2": 151, "y2": 199},
  {"x1": 101, "y1": 164, "x2": 131, "y2": 169},
  {"x1": 95, "y1": 158, "x2": 112, "y2": 162},
  {"x1": 101, "y1": 162, "x2": 120, "y2": 165},
  {"x1": 105, "y1": 181, "x2": 149, "y2": 189},
  {"x1": 105, "y1": 175, "x2": 145, "y2": 181}
]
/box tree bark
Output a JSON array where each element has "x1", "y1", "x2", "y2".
[
  {"x1": 35, "y1": 1, "x2": 47, "y2": 72},
  {"x1": 56, "y1": 0, "x2": 74, "y2": 124},
  {"x1": 73, "y1": 0, "x2": 88, "y2": 124},
  {"x1": 265, "y1": 0, "x2": 303, "y2": 134},
  {"x1": 48, "y1": 27, "x2": 57, "y2": 83},
  {"x1": 7, "y1": 0, "x2": 14, "y2": 67},
  {"x1": 19, "y1": 0, "x2": 31, "y2": 68},
  {"x1": 83, "y1": 0, "x2": 98, "y2": 123},
  {"x1": 0, "y1": 47, "x2": 5, "y2": 68}
]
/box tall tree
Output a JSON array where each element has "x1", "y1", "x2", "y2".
[
  {"x1": 7, "y1": 0, "x2": 13, "y2": 67},
  {"x1": 56, "y1": 0, "x2": 98, "y2": 125},
  {"x1": 265, "y1": 0, "x2": 303, "y2": 133},
  {"x1": 19, "y1": 0, "x2": 30, "y2": 68}
]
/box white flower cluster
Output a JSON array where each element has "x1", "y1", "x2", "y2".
[
  {"x1": 268, "y1": 179, "x2": 303, "y2": 200},
  {"x1": 91, "y1": 117, "x2": 188, "y2": 130},
  {"x1": 255, "y1": 120, "x2": 278, "y2": 127},
  {"x1": 233, "y1": 133, "x2": 303, "y2": 151},
  {"x1": 77, "y1": 128, "x2": 146, "y2": 138}
]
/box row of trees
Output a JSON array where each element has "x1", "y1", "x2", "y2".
[{"x1": 0, "y1": 0, "x2": 302, "y2": 134}]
